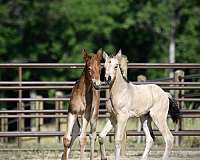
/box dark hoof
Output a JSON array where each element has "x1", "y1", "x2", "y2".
[{"x1": 101, "y1": 158, "x2": 107, "y2": 160}]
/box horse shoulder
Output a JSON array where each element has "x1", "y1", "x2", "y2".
[{"x1": 68, "y1": 82, "x2": 86, "y2": 114}]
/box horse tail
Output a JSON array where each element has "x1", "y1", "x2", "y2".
[
  {"x1": 168, "y1": 94, "x2": 181, "y2": 123},
  {"x1": 149, "y1": 124, "x2": 155, "y2": 141}
]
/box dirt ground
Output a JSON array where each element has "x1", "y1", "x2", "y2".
[{"x1": 0, "y1": 147, "x2": 200, "y2": 160}]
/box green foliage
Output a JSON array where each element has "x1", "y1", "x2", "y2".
[{"x1": 0, "y1": 0, "x2": 200, "y2": 81}]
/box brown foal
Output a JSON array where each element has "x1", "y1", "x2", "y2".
[{"x1": 62, "y1": 49, "x2": 103, "y2": 160}]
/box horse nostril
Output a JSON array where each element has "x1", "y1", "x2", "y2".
[
  {"x1": 92, "y1": 80, "x2": 96, "y2": 85},
  {"x1": 108, "y1": 76, "x2": 111, "y2": 82},
  {"x1": 94, "y1": 81, "x2": 97, "y2": 86}
]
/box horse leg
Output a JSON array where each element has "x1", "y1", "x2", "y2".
[
  {"x1": 89, "y1": 119, "x2": 97, "y2": 160},
  {"x1": 150, "y1": 103, "x2": 174, "y2": 160},
  {"x1": 79, "y1": 115, "x2": 89, "y2": 160},
  {"x1": 115, "y1": 114, "x2": 128, "y2": 160},
  {"x1": 62, "y1": 112, "x2": 77, "y2": 160},
  {"x1": 140, "y1": 114, "x2": 154, "y2": 160},
  {"x1": 99, "y1": 118, "x2": 114, "y2": 160}
]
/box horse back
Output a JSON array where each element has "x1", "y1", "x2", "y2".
[{"x1": 129, "y1": 84, "x2": 166, "y2": 116}]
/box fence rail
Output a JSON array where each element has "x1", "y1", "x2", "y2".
[
  {"x1": 0, "y1": 110, "x2": 200, "y2": 118},
  {"x1": 0, "y1": 85, "x2": 200, "y2": 90},
  {"x1": 0, "y1": 63, "x2": 200, "y2": 68},
  {"x1": 0, "y1": 63, "x2": 200, "y2": 145},
  {"x1": 0, "y1": 98, "x2": 199, "y2": 102},
  {"x1": 1, "y1": 130, "x2": 200, "y2": 137},
  {"x1": 0, "y1": 81, "x2": 200, "y2": 85}
]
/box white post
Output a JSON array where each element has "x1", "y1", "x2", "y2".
[{"x1": 55, "y1": 91, "x2": 64, "y2": 142}]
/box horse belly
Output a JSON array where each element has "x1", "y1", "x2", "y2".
[{"x1": 131, "y1": 89, "x2": 153, "y2": 116}]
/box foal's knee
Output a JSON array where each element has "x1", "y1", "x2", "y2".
[
  {"x1": 89, "y1": 131, "x2": 97, "y2": 139},
  {"x1": 115, "y1": 139, "x2": 123, "y2": 153},
  {"x1": 79, "y1": 136, "x2": 87, "y2": 146},
  {"x1": 146, "y1": 136, "x2": 154, "y2": 145},
  {"x1": 115, "y1": 138, "x2": 123, "y2": 147},
  {"x1": 99, "y1": 129, "x2": 108, "y2": 145},
  {"x1": 168, "y1": 134, "x2": 174, "y2": 148},
  {"x1": 63, "y1": 136, "x2": 71, "y2": 148},
  {"x1": 165, "y1": 133, "x2": 174, "y2": 150},
  {"x1": 98, "y1": 134, "x2": 105, "y2": 145}
]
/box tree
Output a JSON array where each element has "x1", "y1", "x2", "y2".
[{"x1": 0, "y1": 0, "x2": 200, "y2": 81}]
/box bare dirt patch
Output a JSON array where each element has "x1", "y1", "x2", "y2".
[{"x1": 0, "y1": 147, "x2": 199, "y2": 160}]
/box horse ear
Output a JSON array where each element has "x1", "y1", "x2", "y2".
[
  {"x1": 103, "y1": 51, "x2": 109, "y2": 61},
  {"x1": 116, "y1": 49, "x2": 122, "y2": 57},
  {"x1": 82, "y1": 49, "x2": 90, "y2": 62},
  {"x1": 96, "y1": 48, "x2": 103, "y2": 61},
  {"x1": 116, "y1": 49, "x2": 122, "y2": 60}
]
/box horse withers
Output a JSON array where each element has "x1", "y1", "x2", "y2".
[
  {"x1": 62, "y1": 49, "x2": 103, "y2": 160},
  {"x1": 97, "y1": 50, "x2": 180, "y2": 160}
]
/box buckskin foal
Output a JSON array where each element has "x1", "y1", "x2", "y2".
[
  {"x1": 99, "y1": 53, "x2": 128, "y2": 160},
  {"x1": 62, "y1": 49, "x2": 102, "y2": 160},
  {"x1": 97, "y1": 50, "x2": 180, "y2": 160}
]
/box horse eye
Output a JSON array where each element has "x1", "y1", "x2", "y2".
[{"x1": 114, "y1": 65, "x2": 118, "y2": 69}]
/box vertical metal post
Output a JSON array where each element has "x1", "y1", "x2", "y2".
[
  {"x1": 36, "y1": 95, "x2": 43, "y2": 144},
  {"x1": 30, "y1": 91, "x2": 37, "y2": 129},
  {"x1": 0, "y1": 108, "x2": 3, "y2": 143},
  {"x1": 17, "y1": 67, "x2": 24, "y2": 147},
  {"x1": 0, "y1": 109, "x2": 2, "y2": 143},
  {"x1": 55, "y1": 91, "x2": 63, "y2": 143},
  {"x1": 1, "y1": 108, "x2": 8, "y2": 143},
  {"x1": 174, "y1": 70, "x2": 184, "y2": 146}
]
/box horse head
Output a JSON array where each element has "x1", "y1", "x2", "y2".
[
  {"x1": 83, "y1": 48, "x2": 103, "y2": 89},
  {"x1": 103, "y1": 50, "x2": 124, "y2": 85}
]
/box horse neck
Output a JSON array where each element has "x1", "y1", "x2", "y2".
[
  {"x1": 79, "y1": 68, "x2": 91, "y2": 90},
  {"x1": 110, "y1": 67, "x2": 128, "y2": 96}
]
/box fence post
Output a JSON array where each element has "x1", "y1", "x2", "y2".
[
  {"x1": 137, "y1": 75, "x2": 147, "y2": 144},
  {"x1": 30, "y1": 91, "x2": 37, "y2": 129},
  {"x1": 35, "y1": 95, "x2": 43, "y2": 144},
  {"x1": 174, "y1": 70, "x2": 184, "y2": 146},
  {"x1": 55, "y1": 91, "x2": 63, "y2": 143},
  {"x1": 0, "y1": 108, "x2": 3, "y2": 143},
  {"x1": 18, "y1": 102, "x2": 24, "y2": 146},
  {"x1": 17, "y1": 66, "x2": 24, "y2": 147},
  {"x1": 0, "y1": 108, "x2": 8, "y2": 143}
]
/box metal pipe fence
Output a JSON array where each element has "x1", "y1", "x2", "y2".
[{"x1": 0, "y1": 63, "x2": 200, "y2": 142}]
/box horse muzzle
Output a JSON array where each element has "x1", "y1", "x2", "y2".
[
  {"x1": 92, "y1": 79, "x2": 101, "y2": 90},
  {"x1": 105, "y1": 76, "x2": 112, "y2": 85}
]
